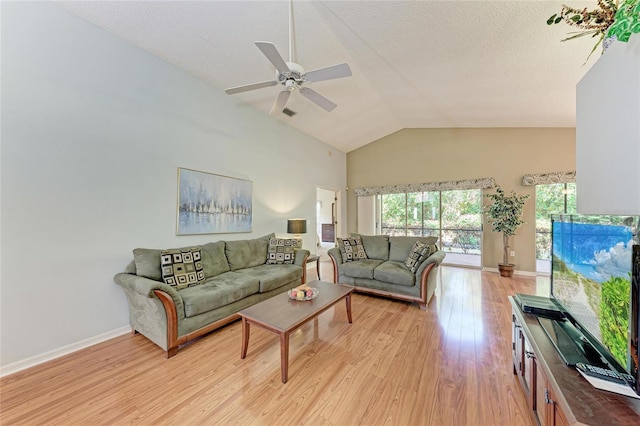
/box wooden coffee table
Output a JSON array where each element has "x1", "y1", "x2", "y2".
[{"x1": 238, "y1": 280, "x2": 353, "y2": 383}]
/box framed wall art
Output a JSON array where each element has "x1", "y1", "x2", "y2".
[{"x1": 176, "y1": 167, "x2": 253, "y2": 235}]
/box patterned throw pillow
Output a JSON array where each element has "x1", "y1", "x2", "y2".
[
  {"x1": 337, "y1": 236, "x2": 368, "y2": 262},
  {"x1": 404, "y1": 241, "x2": 433, "y2": 273},
  {"x1": 160, "y1": 247, "x2": 205, "y2": 290},
  {"x1": 266, "y1": 238, "x2": 300, "y2": 264}
]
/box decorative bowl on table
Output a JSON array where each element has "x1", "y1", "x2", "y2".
[{"x1": 287, "y1": 288, "x2": 319, "y2": 301}]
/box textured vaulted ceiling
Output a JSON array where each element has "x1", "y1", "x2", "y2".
[{"x1": 55, "y1": 1, "x2": 598, "y2": 153}]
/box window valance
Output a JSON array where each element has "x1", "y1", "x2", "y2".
[
  {"x1": 354, "y1": 177, "x2": 496, "y2": 197},
  {"x1": 522, "y1": 171, "x2": 575, "y2": 186}
]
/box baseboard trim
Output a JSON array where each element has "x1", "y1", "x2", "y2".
[
  {"x1": 515, "y1": 270, "x2": 538, "y2": 277},
  {"x1": 482, "y1": 267, "x2": 537, "y2": 277},
  {"x1": 442, "y1": 262, "x2": 482, "y2": 270},
  {"x1": 0, "y1": 326, "x2": 130, "y2": 378}
]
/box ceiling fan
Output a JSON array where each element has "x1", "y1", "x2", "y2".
[{"x1": 224, "y1": 0, "x2": 352, "y2": 115}]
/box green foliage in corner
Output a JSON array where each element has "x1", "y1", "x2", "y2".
[
  {"x1": 547, "y1": 0, "x2": 640, "y2": 61},
  {"x1": 599, "y1": 274, "x2": 630, "y2": 368},
  {"x1": 607, "y1": 0, "x2": 640, "y2": 42}
]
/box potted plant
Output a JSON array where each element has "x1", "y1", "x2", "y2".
[{"x1": 484, "y1": 186, "x2": 529, "y2": 277}]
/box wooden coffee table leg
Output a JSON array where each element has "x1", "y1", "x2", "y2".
[
  {"x1": 280, "y1": 332, "x2": 290, "y2": 383},
  {"x1": 241, "y1": 317, "x2": 250, "y2": 359},
  {"x1": 346, "y1": 294, "x2": 353, "y2": 324}
]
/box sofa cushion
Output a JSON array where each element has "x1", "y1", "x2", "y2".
[
  {"x1": 200, "y1": 241, "x2": 230, "y2": 278},
  {"x1": 374, "y1": 261, "x2": 415, "y2": 286},
  {"x1": 132, "y1": 248, "x2": 163, "y2": 281},
  {"x1": 341, "y1": 259, "x2": 384, "y2": 279},
  {"x1": 179, "y1": 271, "x2": 260, "y2": 317},
  {"x1": 266, "y1": 237, "x2": 300, "y2": 264},
  {"x1": 337, "y1": 236, "x2": 368, "y2": 262},
  {"x1": 160, "y1": 248, "x2": 206, "y2": 290},
  {"x1": 404, "y1": 241, "x2": 433, "y2": 273},
  {"x1": 225, "y1": 233, "x2": 273, "y2": 271},
  {"x1": 235, "y1": 264, "x2": 302, "y2": 292},
  {"x1": 351, "y1": 234, "x2": 389, "y2": 260},
  {"x1": 389, "y1": 236, "x2": 438, "y2": 262}
]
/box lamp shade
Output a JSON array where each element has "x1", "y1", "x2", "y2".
[{"x1": 287, "y1": 218, "x2": 307, "y2": 234}]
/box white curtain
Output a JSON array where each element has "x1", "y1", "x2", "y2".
[{"x1": 357, "y1": 195, "x2": 376, "y2": 235}]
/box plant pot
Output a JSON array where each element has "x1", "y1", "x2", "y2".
[{"x1": 498, "y1": 264, "x2": 515, "y2": 277}]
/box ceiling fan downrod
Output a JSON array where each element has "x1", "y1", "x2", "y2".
[{"x1": 288, "y1": 0, "x2": 294, "y2": 64}]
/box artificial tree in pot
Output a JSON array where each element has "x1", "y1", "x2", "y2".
[{"x1": 484, "y1": 186, "x2": 529, "y2": 277}]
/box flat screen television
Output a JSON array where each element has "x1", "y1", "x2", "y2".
[{"x1": 548, "y1": 214, "x2": 640, "y2": 392}]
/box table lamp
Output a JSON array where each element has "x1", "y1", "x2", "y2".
[{"x1": 287, "y1": 218, "x2": 307, "y2": 247}]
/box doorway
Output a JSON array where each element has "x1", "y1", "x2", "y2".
[{"x1": 316, "y1": 187, "x2": 338, "y2": 257}]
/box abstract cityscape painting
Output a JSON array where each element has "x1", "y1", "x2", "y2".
[{"x1": 177, "y1": 168, "x2": 252, "y2": 235}]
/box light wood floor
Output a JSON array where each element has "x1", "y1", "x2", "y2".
[{"x1": 1, "y1": 264, "x2": 544, "y2": 425}]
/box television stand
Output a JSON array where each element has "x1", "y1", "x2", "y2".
[{"x1": 509, "y1": 296, "x2": 640, "y2": 425}]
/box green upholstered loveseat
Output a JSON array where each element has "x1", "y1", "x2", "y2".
[
  {"x1": 114, "y1": 233, "x2": 309, "y2": 358},
  {"x1": 328, "y1": 234, "x2": 445, "y2": 309}
]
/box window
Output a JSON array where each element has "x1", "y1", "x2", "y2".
[
  {"x1": 441, "y1": 190, "x2": 482, "y2": 257},
  {"x1": 380, "y1": 193, "x2": 407, "y2": 236},
  {"x1": 379, "y1": 189, "x2": 482, "y2": 267},
  {"x1": 535, "y1": 183, "x2": 576, "y2": 271}
]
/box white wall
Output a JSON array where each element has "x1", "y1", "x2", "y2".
[
  {"x1": 576, "y1": 35, "x2": 640, "y2": 215},
  {"x1": 347, "y1": 128, "x2": 577, "y2": 272},
  {"x1": 0, "y1": 2, "x2": 346, "y2": 373}
]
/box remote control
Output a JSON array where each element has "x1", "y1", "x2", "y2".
[{"x1": 576, "y1": 363, "x2": 635, "y2": 386}]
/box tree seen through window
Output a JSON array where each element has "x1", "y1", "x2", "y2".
[{"x1": 380, "y1": 189, "x2": 482, "y2": 256}]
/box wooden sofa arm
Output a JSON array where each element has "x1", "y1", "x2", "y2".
[
  {"x1": 328, "y1": 248, "x2": 342, "y2": 283},
  {"x1": 300, "y1": 252, "x2": 310, "y2": 284},
  {"x1": 152, "y1": 290, "x2": 180, "y2": 358},
  {"x1": 417, "y1": 262, "x2": 437, "y2": 309}
]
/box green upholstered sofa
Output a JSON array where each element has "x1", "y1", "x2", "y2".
[
  {"x1": 114, "y1": 233, "x2": 309, "y2": 358},
  {"x1": 328, "y1": 234, "x2": 445, "y2": 309}
]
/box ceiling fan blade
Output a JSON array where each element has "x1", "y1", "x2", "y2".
[
  {"x1": 255, "y1": 41, "x2": 290, "y2": 73},
  {"x1": 299, "y1": 87, "x2": 337, "y2": 112},
  {"x1": 304, "y1": 63, "x2": 352, "y2": 83},
  {"x1": 270, "y1": 90, "x2": 291, "y2": 115},
  {"x1": 225, "y1": 80, "x2": 278, "y2": 95}
]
